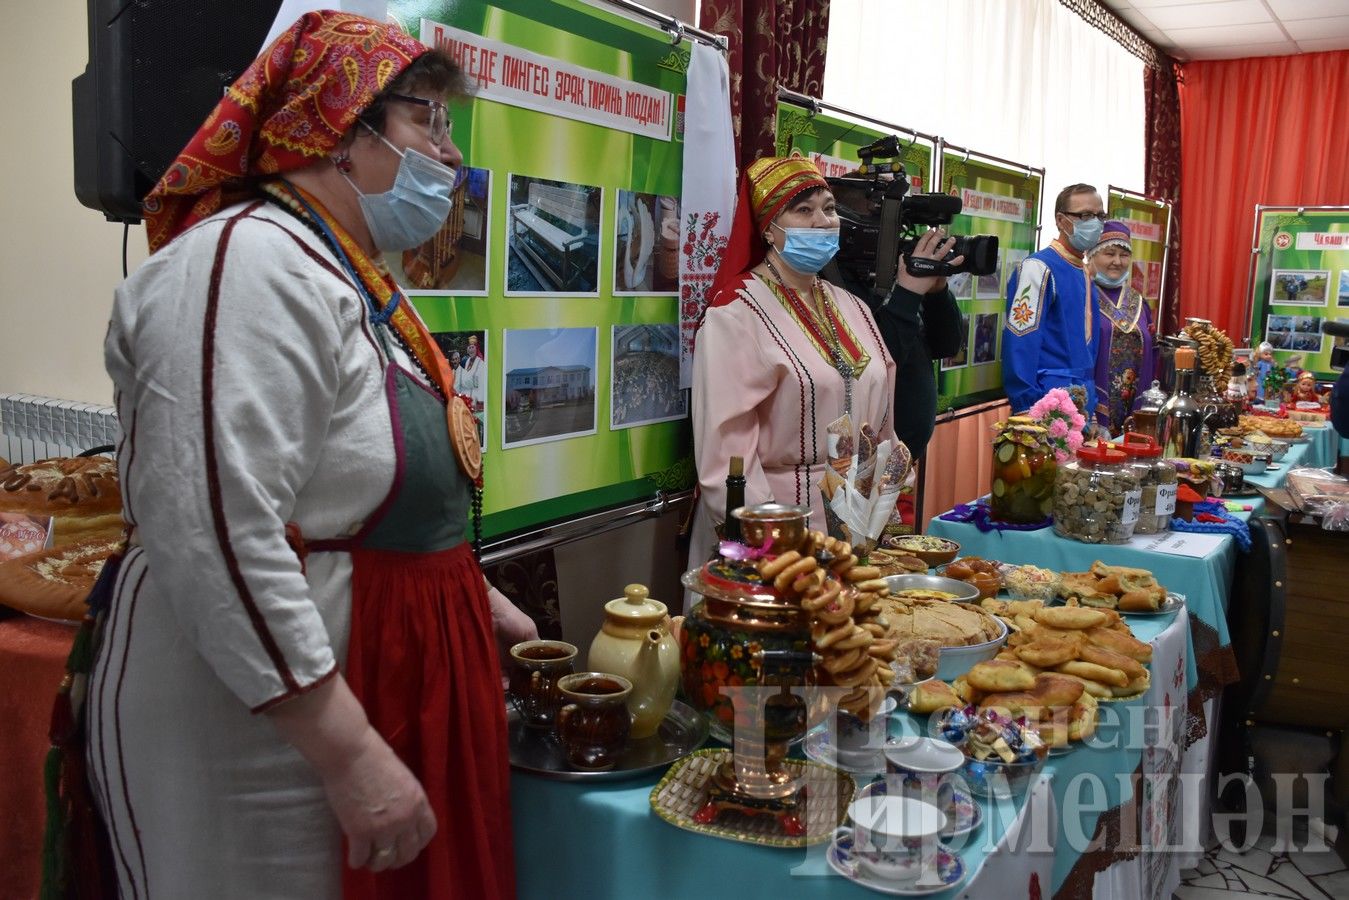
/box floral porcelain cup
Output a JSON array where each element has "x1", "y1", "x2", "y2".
[{"x1": 844, "y1": 793, "x2": 947, "y2": 883}]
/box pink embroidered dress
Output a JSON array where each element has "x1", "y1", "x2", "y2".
[{"x1": 688, "y1": 273, "x2": 896, "y2": 608}]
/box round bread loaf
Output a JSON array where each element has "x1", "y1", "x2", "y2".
[
  {"x1": 0, "y1": 535, "x2": 122, "y2": 621},
  {"x1": 0, "y1": 457, "x2": 122, "y2": 547}
]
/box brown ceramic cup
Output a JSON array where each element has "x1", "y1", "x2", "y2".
[
  {"x1": 555, "y1": 672, "x2": 633, "y2": 771},
  {"x1": 508, "y1": 640, "x2": 578, "y2": 729}
]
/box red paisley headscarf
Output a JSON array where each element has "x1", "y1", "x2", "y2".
[
  {"x1": 706, "y1": 156, "x2": 830, "y2": 309},
  {"x1": 142, "y1": 11, "x2": 428, "y2": 254}
]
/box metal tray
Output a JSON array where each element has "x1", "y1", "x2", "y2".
[
  {"x1": 1050, "y1": 592, "x2": 1184, "y2": 617},
  {"x1": 508, "y1": 699, "x2": 708, "y2": 782}
]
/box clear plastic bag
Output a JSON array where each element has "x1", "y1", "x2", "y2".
[{"x1": 1282, "y1": 466, "x2": 1349, "y2": 529}]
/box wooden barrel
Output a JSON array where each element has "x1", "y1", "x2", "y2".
[{"x1": 1228, "y1": 515, "x2": 1349, "y2": 729}]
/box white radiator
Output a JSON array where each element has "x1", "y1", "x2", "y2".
[{"x1": 0, "y1": 393, "x2": 120, "y2": 465}]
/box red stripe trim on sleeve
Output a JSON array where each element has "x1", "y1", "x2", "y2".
[{"x1": 202, "y1": 203, "x2": 302, "y2": 694}]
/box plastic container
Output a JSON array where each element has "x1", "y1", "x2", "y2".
[
  {"x1": 1051, "y1": 441, "x2": 1142, "y2": 544},
  {"x1": 1119, "y1": 433, "x2": 1175, "y2": 535}
]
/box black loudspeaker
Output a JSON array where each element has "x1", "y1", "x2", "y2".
[{"x1": 72, "y1": 0, "x2": 283, "y2": 223}]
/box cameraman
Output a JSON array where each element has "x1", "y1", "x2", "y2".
[{"x1": 866, "y1": 228, "x2": 965, "y2": 458}]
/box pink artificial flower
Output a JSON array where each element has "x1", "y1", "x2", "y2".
[
  {"x1": 1066, "y1": 430, "x2": 1084, "y2": 452},
  {"x1": 1049, "y1": 418, "x2": 1069, "y2": 438},
  {"x1": 1053, "y1": 447, "x2": 1071, "y2": 463}
]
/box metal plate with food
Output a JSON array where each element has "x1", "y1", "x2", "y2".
[
  {"x1": 508, "y1": 699, "x2": 708, "y2": 781},
  {"x1": 1051, "y1": 591, "x2": 1184, "y2": 617},
  {"x1": 883, "y1": 573, "x2": 981, "y2": 603},
  {"x1": 882, "y1": 534, "x2": 960, "y2": 567}
]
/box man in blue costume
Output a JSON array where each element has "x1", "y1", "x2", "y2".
[{"x1": 1002, "y1": 183, "x2": 1104, "y2": 415}]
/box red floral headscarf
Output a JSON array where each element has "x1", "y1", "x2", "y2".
[
  {"x1": 706, "y1": 156, "x2": 830, "y2": 308},
  {"x1": 142, "y1": 11, "x2": 428, "y2": 253}
]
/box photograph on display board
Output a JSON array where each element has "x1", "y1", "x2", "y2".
[
  {"x1": 946, "y1": 271, "x2": 973, "y2": 300},
  {"x1": 1338, "y1": 270, "x2": 1349, "y2": 307},
  {"x1": 1291, "y1": 332, "x2": 1325, "y2": 352},
  {"x1": 1268, "y1": 268, "x2": 1330, "y2": 306},
  {"x1": 613, "y1": 191, "x2": 680, "y2": 295},
  {"x1": 1003, "y1": 248, "x2": 1029, "y2": 289},
  {"x1": 388, "y1": 166, "x2": 491, "y2": 295},
  {"x1": 941, "y1": 314, "x2": 971, "y2": 370},
  {"x1": 431, "y1": 330, "x2": 488, "y2": 449},
  {"x1": 972, "y1": 313, "x2": 999, "y2": 365},
  {"x1": 1131, "y1": 260, "x2": 1146, "y2": 289},
  {"x1": 1289, "y1": 316, "x2": 1324, "y2": 353},
  {"x1": 610, "y1": 324, "x2": 686, "y2": 429},
  {"x1": 1145, "y1": 261, "x2": 1162, "y2": 301},
  {"x1": 974, "y1": 249, "x2": 1002, "y2": 298},
  {"x1": 506, "y1": 175, "x2": 602, "y2": 296},
  {"x1": 502, "y1": 327, "x2": 598, "y2": 448}
]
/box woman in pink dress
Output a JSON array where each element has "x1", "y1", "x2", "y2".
[{"x1": 688, "y1": 157, "x2": 954, "y2": 605}]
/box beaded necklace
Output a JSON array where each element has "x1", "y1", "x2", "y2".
[
  {"x1": 257, "y1": 181, "x2": 485, "y2": 557},
  {"x1": 762, "y1": 256, "x2": 860, "y2": 417}
]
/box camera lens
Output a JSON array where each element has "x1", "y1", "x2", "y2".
[{"x1": 950, "y1": 235, "x2": 1000, "y2": 276}]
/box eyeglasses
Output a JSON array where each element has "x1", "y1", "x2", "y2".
[
  {"x1": 1060, "y1": 210, "x2": 1107, "y2": 222},
  {"x1": 387, "y1": 93, "x2": 452, "y2": 145}
]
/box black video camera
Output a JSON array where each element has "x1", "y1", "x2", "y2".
[{"x1": 822, "y1": 135, "x2": 999, "y2": 303}]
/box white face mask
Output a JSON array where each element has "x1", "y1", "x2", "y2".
[{"x1": 341, "y1": 129, "x2": 458, "y2": 251}]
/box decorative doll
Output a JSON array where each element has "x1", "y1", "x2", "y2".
[{"x1": 1254, "y1": 342, "x2": 1276, "y2": 402}]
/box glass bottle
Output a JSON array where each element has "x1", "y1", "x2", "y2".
[
  {"x1": 1160, "y1": 347, "x2": 1204, "y2": 459},
  {"x1": 724, "y1": 456, "x2": 746, "y2": 543}
]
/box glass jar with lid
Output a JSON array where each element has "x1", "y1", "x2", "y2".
[
  {"x1": 990, "y1": 417, "x2": 1057, "y2": 523},
  {"x1": 1119, "y1": 432, "x2": 1176, "y2": 535},
  {"x1": 1124, "y1": 379, "x2": 1169, "y2": 443},
  {"x1": 1052, "y1": 441, "x2": 1143, "y2": 544}
]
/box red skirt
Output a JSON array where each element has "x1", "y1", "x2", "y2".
[{"x1": 342, "y1": 543, "x2": 515, "y2": 900}]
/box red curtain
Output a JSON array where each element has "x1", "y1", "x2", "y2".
[
  {"x1": 699, "y1": 0, "x2": 831, "y2": 169},
  {"x1": 1178, "y1": 50, "x2": 1349, "y2": 341},
  {"x1": 1144, "y1": 54, "x2": 1182, "y2": 338}
]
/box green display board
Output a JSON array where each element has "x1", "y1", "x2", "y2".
[
  {"x1": 390, "y1": 0, "x2": 696, "y2": 539},
  {"x1": 775, "y1": 101, "x2": 936, "y2": 193},
  {"x1": 936, "y1": 146, "x2": 1043, "y2": 411},
  {"x1": 1106, "y1": 187, "x2": 1172, "y2": 322},
  {"x1": 1246, "y1": 206, "x2": 1349, "y2": 378}
]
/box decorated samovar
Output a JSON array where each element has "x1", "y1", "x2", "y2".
[{"x1": 680, "y1": 502, "x2": 900, "y2": 834}]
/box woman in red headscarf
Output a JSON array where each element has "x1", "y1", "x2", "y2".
[
  {"x1": 687, "y1": 157, "x2": 956, "y2": 602},
  {"x1": 82, "y1": 12, "x2": 532, "y2": 898}
]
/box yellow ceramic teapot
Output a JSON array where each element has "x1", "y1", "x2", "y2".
[{"x1": 587, "y1": 583, "x2": 680, "y2": 739}]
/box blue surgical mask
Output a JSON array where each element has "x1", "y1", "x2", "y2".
[
  {"x1": 342, "y1": 130, "x2": 458, "y2": 251},
  {"x1": 771, "y1": 223, "x2": 840, "y2": 274},
  {"x1": 1067, "y1": 217, "x2": 1104, "y2": 252},
  {"x1": 1094, "y1": 269, "x2": 1128, "y2": 288}
]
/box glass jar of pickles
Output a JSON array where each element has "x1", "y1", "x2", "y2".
[{"x1": 990, "y1": 417, "x2": 1057, "y2": 523}]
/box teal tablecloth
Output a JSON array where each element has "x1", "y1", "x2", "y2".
[
  {"x1": 511, "y1": 609, "x2": 1190, "y2": 900},
  {"x1": 1227, "y1": 421, "x2": 1337, "y2": 517},
  {"x1": 926, "y1": 518, "x2": 1223, "y2": 696}
]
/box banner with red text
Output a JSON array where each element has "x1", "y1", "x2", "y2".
[{"x1": 391, "y1": 0, "x2": 695, "y2": 539}]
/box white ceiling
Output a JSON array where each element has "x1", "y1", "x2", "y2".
[{"x1": 1099, "y1": 0, "x2": 1349, "y2": 61}]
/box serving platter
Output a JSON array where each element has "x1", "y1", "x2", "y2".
[
  {"x1": 507, "y1": 699, "x2": 708, "y2": 781},
  {"x1": 1049, "y1": 592, "x2": 1184, "y2": 618}
]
